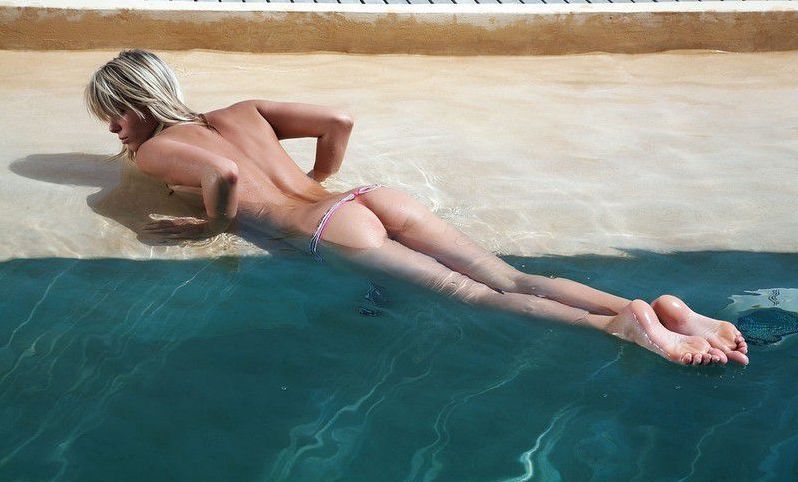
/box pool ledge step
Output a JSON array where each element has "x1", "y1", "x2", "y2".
[{"x1": 1, "y1": 0, "x2": 796, "y2": 54}]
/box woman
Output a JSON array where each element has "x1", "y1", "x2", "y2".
[{"x1": 85, "y1": 49, "x2": 748, "y2": 366}]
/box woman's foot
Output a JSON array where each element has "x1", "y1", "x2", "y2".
[
  {"x1": 605, "y1": 300, "x2": 728, "y2": 366},
  {"x1": 651, "y1": 295, "x2": 749, "y2": 365}
]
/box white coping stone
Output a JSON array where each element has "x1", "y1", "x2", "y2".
[{"x1": 1, "y1": 0, "x2": 796, "y2": 14}]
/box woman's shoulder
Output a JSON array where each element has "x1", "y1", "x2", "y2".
[
  {"x1": 143, "y1": 100, "x2": 279, "y2": 154},
  {"x1": 203, "y1": 100, "x2": 265, "y2": 125},
  {"x1": 208, "y1": 100, "x2": 263, "y2": 116}
]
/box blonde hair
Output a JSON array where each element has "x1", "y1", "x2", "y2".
[{"x1": 84, "y1": 49, "x2": 214, "y2": 162}]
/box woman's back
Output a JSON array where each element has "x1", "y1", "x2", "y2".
[{"x1": 149, "y1": 100, "x2": 331, "y2": 221}]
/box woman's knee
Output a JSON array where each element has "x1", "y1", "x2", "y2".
[
  {"x1": 426, "y1": 271, "x2": 495, "y2": 305},
  {"x1": 510, "y1": 272, "x2": 553, "y2": 297}
]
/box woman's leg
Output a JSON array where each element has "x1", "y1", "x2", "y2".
[
  {"x1": 357, "y1": 187, "x2": 629, "y2": 315},
  {"x1": 337, "y1": 239, "x2": 726, "y2": 365},
  {"x1": 356, "y1": 187, "x2": 746, "y2": 364}
]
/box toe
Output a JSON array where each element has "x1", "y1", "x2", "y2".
[
  {"x1": 691, "y1": 354, "x2": 703, "y2": 366},
  {"x1": 701, "y1": 353, "x2": 711, "y2": 365},
  {"x1": 682, "y1": 353, "x2": 693, "y2": 365},
  {"x1": 727, "y1": 350, "x2": 750, "y2": 366},
  {"x1": 708, "y1": 347, "x2": 728, "y2": 364},
  {"x1": 738, "y1": 340, "x2": 748, "y2": 354}
]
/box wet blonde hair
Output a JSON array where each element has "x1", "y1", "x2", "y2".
[{"x1": 84, "y1": 49, "x2": 214, "y2": 162}]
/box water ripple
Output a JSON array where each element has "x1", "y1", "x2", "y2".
[
  {"x1": 266, "y1": 326, "x2": 432, "y2": 482},
  {"x1": 503, "y1": 404, "x2": 581, "y2": 482},
  {"x1": 406, "y1": 359, "x2": 534, "y2": 482}
]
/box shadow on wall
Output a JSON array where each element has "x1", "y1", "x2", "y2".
[{"x1": 9, "y1": 152, "x2": 207, "y2": 248}]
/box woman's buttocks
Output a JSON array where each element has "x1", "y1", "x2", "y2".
[{"x1": 291, "y1": 191, "x2": 388, "y2": 250}]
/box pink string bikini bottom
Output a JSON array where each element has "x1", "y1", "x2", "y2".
[{"x1": 308, "y1": 184, "x2": 383, "y2": 260}]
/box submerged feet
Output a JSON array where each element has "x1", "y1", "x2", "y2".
[
  {"x1": 652, "y1": 295, "x2": 749, "y2": 365},
  {"x1": 606, "y1": 300, "x2": 728, "y2": 366}
]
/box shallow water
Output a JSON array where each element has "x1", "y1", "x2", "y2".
[
  {"x1": 2, "y1": 50, "x2": 798, "y2": 260},
  {"x1": 1, "y1": 251, "x2": 796, "y2": 481}
]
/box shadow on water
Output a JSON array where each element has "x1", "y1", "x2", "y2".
[{"x1": 0, "y1": 251, "x2": 796, "y2": 481}]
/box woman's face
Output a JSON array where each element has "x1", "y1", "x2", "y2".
[{"x1": 108, "y1": 109, "x2": 159, "y2": 153}]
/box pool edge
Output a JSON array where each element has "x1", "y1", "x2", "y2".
[{"x1": 1, "y1": 1, "x2": 797, "y2": 55}]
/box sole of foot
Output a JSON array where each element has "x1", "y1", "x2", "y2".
[
  {"x1": 652, "y1": 295, "x2": 749, "y2": 365},
  {"x1": 607, "y1": 300, "x2": 728, "y2": 366}
]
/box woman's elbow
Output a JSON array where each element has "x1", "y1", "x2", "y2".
[
  {"x1": 215, "y1": 161, "x2": 239, "y2": 185},
  {"x1": 221, "y1": 163, "x2": 239, "y2": 184},
  {"x1": 334, "y1": 113, "x2": 354, "y2": 130},
  {"x1": 202, "y1": 162, "x2": 239, "y2": 191}
]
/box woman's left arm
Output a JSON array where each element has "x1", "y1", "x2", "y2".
[{"x1": 136, "y1": 137, "x2": 239, "y2": 239}]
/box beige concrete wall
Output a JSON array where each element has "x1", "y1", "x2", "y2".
[{"x1": 1, "y1": 1, "x2": 797, "y2": 55}]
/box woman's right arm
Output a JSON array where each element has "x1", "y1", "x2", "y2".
[
  {"x1": 136, "y1": 137, "x2": 239, "y2": 234},
  {"x1": 249, "y1": 99, "x2": 354, "y2": 183}
]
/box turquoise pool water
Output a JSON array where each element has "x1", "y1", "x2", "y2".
[{"x1": 1, "y1": 251, "x2": 796, "y2": 481}]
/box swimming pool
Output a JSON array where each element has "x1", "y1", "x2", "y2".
[
  {"x1": 1, "y1": 252, "x2": 796, "y2": 480},
  {"x1": 1, "y1": 19, "x2": 797, "y2": 482}
]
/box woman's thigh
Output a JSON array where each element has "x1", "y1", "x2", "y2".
[
  {"x1": 358, "y1": 187, "x2": 519, "y2": 291},
  {"x1": 340, "y1": 238, "x2": 595, "y2": 325}
]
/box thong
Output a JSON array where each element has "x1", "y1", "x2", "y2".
[{"x1": 309, "y1": 184, "x2": 383, "y2": 260}]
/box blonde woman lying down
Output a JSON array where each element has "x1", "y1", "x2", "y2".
[{"x1": 84, "y1": 49, "x2": 748, "y2": 366}]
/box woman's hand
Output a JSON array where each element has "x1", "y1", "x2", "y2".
[
  {"x1": 168, "y1": 184, "x2": 203, "y2": 196},
  {"x1": 141, "y1": 215, "x2": 216, "y2": 240},
  {"x1": 307, "y1": 169, "x2": 329, "y2": 183}
]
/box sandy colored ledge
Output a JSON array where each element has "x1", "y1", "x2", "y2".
[
  {"x1": 0, "y1": 2, "x2": 797, "y2": 55},
  {"x1": 1, "y1": 49, "x2": 797, "y2": 261}
]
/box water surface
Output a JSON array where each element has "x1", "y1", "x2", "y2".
[{"x1": 1, "y1": 251, "x2": 796, "y2": 481}]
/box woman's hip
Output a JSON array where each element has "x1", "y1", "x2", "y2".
[{"x1": 293, "y1": 185, "x2": 388, "y2": 258}]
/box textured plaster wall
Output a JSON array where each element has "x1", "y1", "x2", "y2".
[{"x1": 1, "y1": 5, "x2": 797, "y2": 55}]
